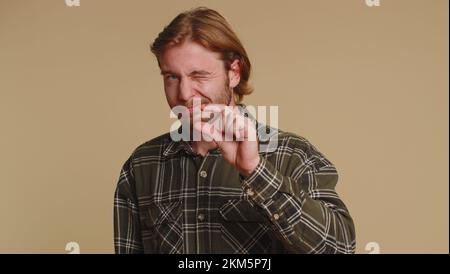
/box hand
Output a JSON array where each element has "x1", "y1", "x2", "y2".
[{"x1": 193, "y1": 104, "x2": 260, "y2": 177}]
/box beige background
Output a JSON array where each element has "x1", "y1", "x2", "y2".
[{"x1": 0, "y1": 0, "x2": 448, "y2": 254}]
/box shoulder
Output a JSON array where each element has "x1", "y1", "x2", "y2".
[
  {"x1": 269, "y1": 129, "x2": 336, "y2": 171},
  {"x1": 264, "y1": 128, "x2": 317, "y2": 155},
  {"x1": 118, "y1": 132, "x2": 173, "y2": 172},
  {"x1": 277, "y1": 130, "x2": 315, "y2": 151},
  {"x1": 117, "y1": 131, "x2": 172, "y2": 175},
  {"x1": 115, "y1": 132, "x2": 173, "y2": 196},
  {"x1": 130, "y1": 132, "x2": 173, "y2": 160}
]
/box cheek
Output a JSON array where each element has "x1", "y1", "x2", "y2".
[
  {"x1": 164, "y1": 85, "x2": 179, "y2": 105},
  {"x1": 197, "y1": 79, "x2": 227, "y2": 95}
]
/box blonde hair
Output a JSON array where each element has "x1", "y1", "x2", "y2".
[{"x1": 150, "y1": 7, "x2": 253, "y2": 102}]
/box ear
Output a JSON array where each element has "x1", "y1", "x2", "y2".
[{"x1": 227, "y1": 59, "x2": 241, "y2": 89}]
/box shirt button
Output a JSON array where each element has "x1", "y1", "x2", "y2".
[
  {"x1": 246, "y1": 188, "x2": 255, "y2": 197},
  {"x1": 197, "y1": 214, "x2": 205, "y2": 222},
  {"x1": 200, "y1": 170, "x2": 207, "y2": 178},
  {"x1": 273, "y1": 213, "x2": 280, "y2": 221}
]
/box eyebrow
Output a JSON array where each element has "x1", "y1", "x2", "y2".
[
  {"x1": 189, "y1": 70, "x2": 212, "y2": 77},
  {"x1": 160, "y1": 70, "x2": 212, "y2": 76},
  {"x1": 160, "y1": 70, "x2": 173, "y2": 76}
]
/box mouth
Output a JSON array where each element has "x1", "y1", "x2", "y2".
[{"x1": 187, "y1": 104, "x2": 207, "y2": 113}]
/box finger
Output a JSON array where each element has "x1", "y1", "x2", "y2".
[
  {"x1": 193, "y1": 118, "x2": 224, "y2": 142},
  {"x1": 211, "y1": 127, "x2": 237, "y2": 155},
  {"x1": 223, "y1": 108, "x2": 249, "y2": 140}
]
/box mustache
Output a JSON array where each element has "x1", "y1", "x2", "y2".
[{"x1": 184, "y1": 98, "x2": 211, "y2": 108}]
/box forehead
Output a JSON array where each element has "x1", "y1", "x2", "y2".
[{"x1": 159, "y1": 41, "x2": 224, "y2": 73}]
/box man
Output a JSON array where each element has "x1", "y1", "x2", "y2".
[{"x1": 114, "y1": 7, "x2": 355, "y2": 254}]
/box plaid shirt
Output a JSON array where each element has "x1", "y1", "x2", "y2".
[{"x1": 114, "y1": 111, "x2": 356, "y2": 254}]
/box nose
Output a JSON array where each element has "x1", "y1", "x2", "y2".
[{"x1": 178, "y1": 77, "x2": 195, "y2": 102}]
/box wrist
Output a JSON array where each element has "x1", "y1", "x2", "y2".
[{"x1": 240, "y1": 156, "x2": 260, "y2": 178}]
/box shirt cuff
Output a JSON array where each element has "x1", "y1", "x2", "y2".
[{"x1": 239, "y1": 157, "x2": 283, "y2": 204}]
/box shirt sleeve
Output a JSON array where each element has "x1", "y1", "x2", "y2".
[
  {"x1": 240, "y1": 136, "x2": 356, "y2": 253},
  {"x1": 113, "y1": 157, "x2": 144, "y2": 254}
]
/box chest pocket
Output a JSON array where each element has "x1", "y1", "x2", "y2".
[
  {"x1": 139, "y1": 200, "x2": 183, "y2": 254},
  {"x1": 219, "y1": 199, "x2": 271, "y2": 253}
]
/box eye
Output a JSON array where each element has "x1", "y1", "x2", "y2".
[
  {"x1": 192, "y1": 75, "x2": 208, "y2": 81},
  {"x1": 165, "y1": 74, "x2": 179, "y2": 81}
]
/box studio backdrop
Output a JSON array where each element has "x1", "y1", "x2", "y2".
[{"x1": 0, "y1": 0, "x2": 448, "y2": 253}]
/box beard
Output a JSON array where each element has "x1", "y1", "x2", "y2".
[
  {"x1": 215, "y1": 76, "x2": 233, "y2": 106},
  {"x1": 181, "y1": 77, "x2": 233, "y2": 140}
]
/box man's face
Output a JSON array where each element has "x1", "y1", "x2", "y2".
[{"x1": 159, "y1": 41, "x2": 235, "y2": 113}]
